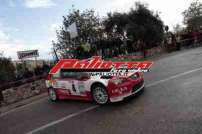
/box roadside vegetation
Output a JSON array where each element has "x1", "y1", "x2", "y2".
[
  {"x1": 53, "y1": 2, "x2": 164, "y2": 59},
  {"x1": 52, "y1": 1, "x2": 202, "y2": 60},
  {"x1": 0, "y1": 56, "x2": 51, "y2": 90}
]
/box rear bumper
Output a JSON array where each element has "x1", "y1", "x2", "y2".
[{"x1": 109, "y1": 83, "x2": 144, "y2": 102}]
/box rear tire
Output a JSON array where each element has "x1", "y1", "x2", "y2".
[
  {"x1": 48, "y1": 88, "x2": 58, "y2": 102},
  {"x1": 92, "y1": 84, "x2": 109, "y2": 105}
]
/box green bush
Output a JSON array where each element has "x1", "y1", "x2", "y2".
[{"x1": 0, "y1": 57, "x2": 15, "y2": 83}]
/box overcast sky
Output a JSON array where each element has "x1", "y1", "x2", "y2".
[{"x1": 0, "y1": 0, "x2": 197, "y2": 60}]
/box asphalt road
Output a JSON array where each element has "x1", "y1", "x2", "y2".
[{"x1": 1, "y1": 47, "x2": 202, "y2": 134}]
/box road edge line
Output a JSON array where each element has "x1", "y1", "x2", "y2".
[
  {"x1": 25, "y1": 105, "x2": 99, "y2": 134},
  {"x1": 147, "y1": 66, "x2": 202, "y2": 87}
]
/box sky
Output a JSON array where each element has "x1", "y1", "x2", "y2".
[{"x1": 0, "y1": 0, "x2": 196, "y2": 60}]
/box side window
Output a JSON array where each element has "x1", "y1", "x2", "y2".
[
  {"x1": 60, "y1": 70, "x2": 79, "y2": 78},
  {"x1": 52, "y1": 71, "x2": 60, "y2": 79}
]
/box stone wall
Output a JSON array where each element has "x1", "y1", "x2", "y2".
[
  {"x1": 116, "y1": 46, "x2": 165, "y2": 60},
  {"x1": 2, "y1": 79, "x2": 46, "y2": 105}
]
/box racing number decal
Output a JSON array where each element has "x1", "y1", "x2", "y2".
[
  {"x1": 72, "y1": 81, "x2": 77, "y2": 92},
  {"x1": 70, "y1": 81, "x2": 86, "y2": 96}
]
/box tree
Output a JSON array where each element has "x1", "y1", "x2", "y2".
[
  {"x1": 103, "y1": 12, "x2": 128, "y2": 38},
  {"x1": 54, "y1": 2, "x2": 164, "y2": 59},
  {"x1": 103, "y1": 2, "x2": 164, "y2": 57},
  {"x1": 127, "y1": 3, "x2": 164, "y2": 46},
  {"x1": 126, "y1": 3, "x2": 164, "y2": 57},
  {"x1": 183, "y1": 0, "x2": 202, "y2": 30},
  {"x1": 16, "y1": 63, "x2": 24, "y2": 80},
  {"x1": 53, "y1": 9, "x2": 101, "y2": 59},
  {"x1": 0, "y1": 57, "x2": 15, "y2": 83}
]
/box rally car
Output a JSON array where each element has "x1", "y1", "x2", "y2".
[{"x1": 46, "y1": 69, "x2": 144, "y2": 105}]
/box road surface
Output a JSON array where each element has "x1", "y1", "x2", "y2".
[{"x1": 1, "y1": 47, "x2": 202, "y2": 134}]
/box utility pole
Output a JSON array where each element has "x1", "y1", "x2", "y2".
[{"x1": 53, "y1": 47, "x2": 59, "y2": 62}]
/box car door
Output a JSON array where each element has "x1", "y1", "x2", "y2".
[{"x1": 58, "y1": 70, "x2": 89, "y2": 96}]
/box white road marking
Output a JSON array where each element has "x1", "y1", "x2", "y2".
[
  {"x1": 0, "y1": 97, "x2": 47, "y2": 117},
  {"x1": 147, "y1": 67, "x2": 202, "y2": 87},
  {"x1": 26, "y1": 105, "x2": 99, "y2": 134}
]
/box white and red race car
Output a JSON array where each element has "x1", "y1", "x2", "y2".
[{"x1": 46, "y1": 69, "x2": 144, "y2": 104}]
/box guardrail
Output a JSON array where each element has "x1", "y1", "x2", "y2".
[{"x1": 179, "y1": 35, "x2": 202, "y2": 46}]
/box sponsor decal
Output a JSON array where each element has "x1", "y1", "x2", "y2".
[
  {"x1": 17, "y1": 50, "x2": 39, "y2": 59},
  {"x1": 50, "y1": 56, "x2": 153, "y2": 77}
]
